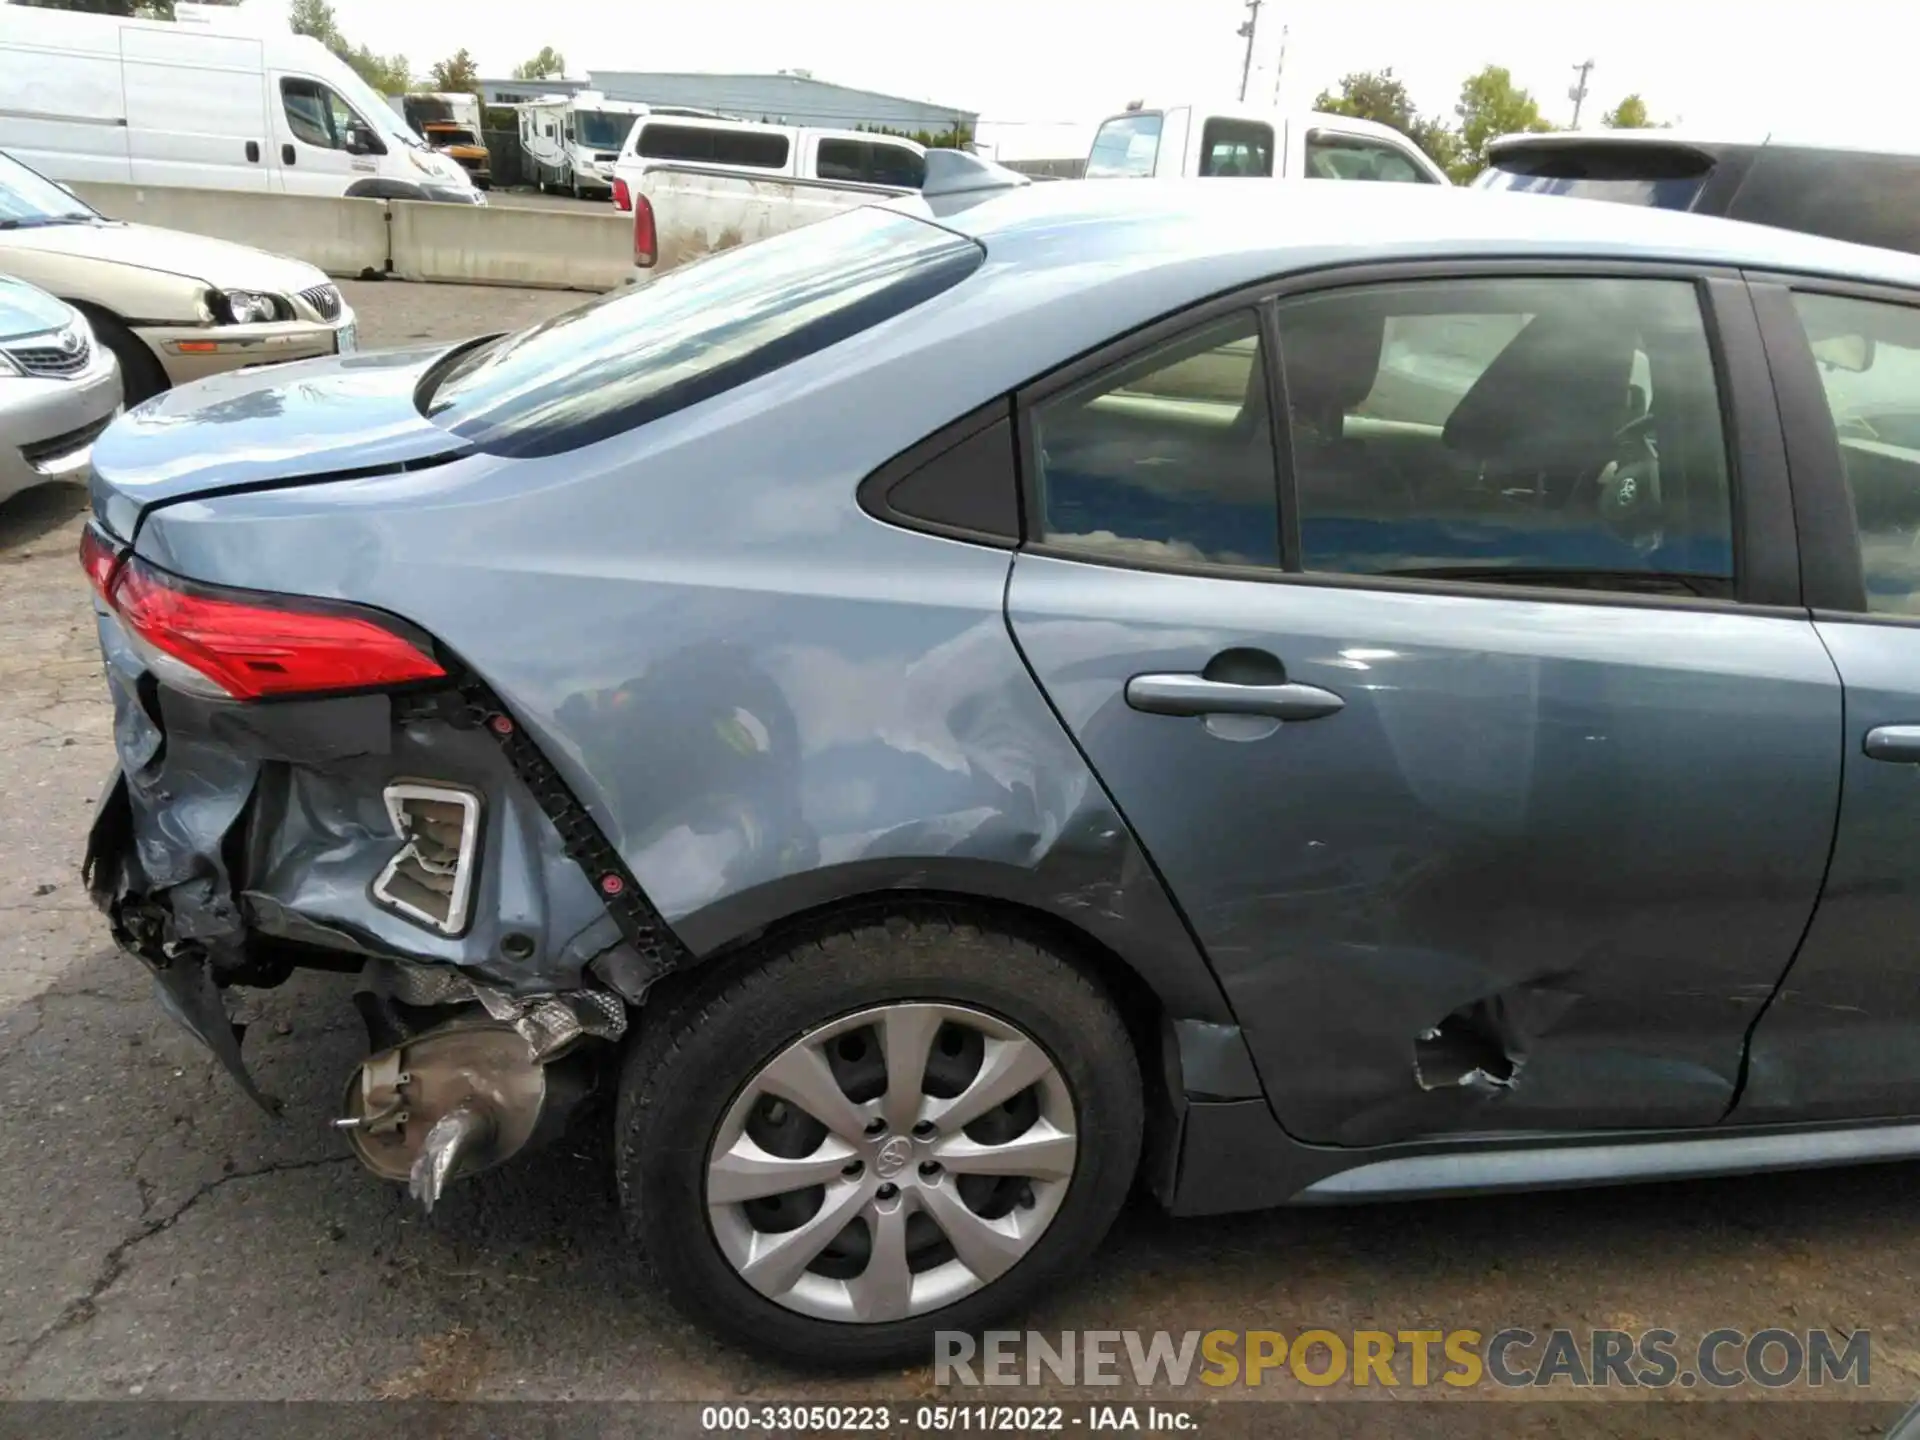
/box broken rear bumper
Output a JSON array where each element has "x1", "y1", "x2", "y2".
[{"x1": 82, "y1": 603, "x2": 684, "y2": 1180}]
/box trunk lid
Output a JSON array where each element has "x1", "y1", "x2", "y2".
[{"x1": 89, "y1": 341, "x2": 474, "y2": 540}]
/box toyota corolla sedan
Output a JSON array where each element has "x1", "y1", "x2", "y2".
[{"x1": 79, "y1": 181, "x2": 1920, "y2": 1367}]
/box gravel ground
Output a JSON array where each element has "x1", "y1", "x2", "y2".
[{"x1": 0, "y1": 280, "x2": 1916, "y2": 1435}]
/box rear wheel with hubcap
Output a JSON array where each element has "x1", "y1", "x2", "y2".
[{"x1": 616, "y1": 915, "x2": 1142, "y2": 1367}]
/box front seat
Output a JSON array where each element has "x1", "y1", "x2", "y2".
[
  {"x1": 1442, "y1": 310, "x2": 1638, "y2": 508},
  {"x1": 1278, "y1": 305, "x2": 1408, "y2": 518}
]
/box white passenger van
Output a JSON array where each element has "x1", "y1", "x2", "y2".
[
  {"x1": 1087, "y1": 101, "x2": 1449, "y2": 185},
  {"x1": 0, "y1": 5, "x2": 479, "y2": 202},
  {"x1": 611, "y1": 115, "x2": 926, "y2": 211}
]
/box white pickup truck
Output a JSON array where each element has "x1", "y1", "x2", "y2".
[
  {"x1": 628, "y1": 148, "x2": 1028, "y2": 280},
  {"x1": 1087, "y1": 101, "x2": 1449, "y2": 185}
]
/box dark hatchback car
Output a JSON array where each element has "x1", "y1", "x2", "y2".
[
  {"x1": 1481, "y1": 130, "x2": 1920, "y2": 255},
  {"x1": 77, "y1": 182, "x2": 1920, "y2": 1367}
]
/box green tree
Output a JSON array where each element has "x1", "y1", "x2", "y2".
[
  {"x1": 1601, "y1": 94, "x2": 1652, "y2": 129},
  {"x1": 1450, "y1": 64, "x2": 1553, "y2": 183},
  {"x1": 346, "y1": 45, "x2": 411, "y2": 95},
  {"x1": 288, "y1": 0, "x2": 408, "y2": 93},
  {"x1": 512, "y1": 46, "x2": 566, "y2": 81},
  {"x1": 428, "y1": 48, "x2": 481, "y2": 98},
  {"x1": 287, "y1": 0, "x2": 339, "y2": 43},
  {"x1": 1314, "y1": 68, "x2": 1419, "y2": 133},
  {"x1": 1314, "y1": 67, "x2": 1459, "y2": 171}
]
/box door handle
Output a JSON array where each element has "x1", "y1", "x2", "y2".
[
  {"x1": 245, "y1": 140, "x2": 260, "y2": 163},
  {"x1": 1125, "y1": 673, "x2": 1345, "y2": 721},
  {"x1": 282, "y1": 143, "x2": 296, "y2": 165},
  {"x1": 1865, "y1": 725, "x2": 1920, "y2": 763}
]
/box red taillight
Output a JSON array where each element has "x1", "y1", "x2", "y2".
[
  {"x1": 96, "y1": 549, "x2": 445, "y2": 702},
  {"x1": 633, "y1": 193, "x2": 656, "y2": 268},
  {"x1": 80, "y1": 523, "x2": 122, "y2": 600},
  {"x1": 612, "y1": 176, "x2": 631, "y2": 211}
]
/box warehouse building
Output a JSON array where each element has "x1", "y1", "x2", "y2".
[{"x1": 482, "y1": 70, "x2": 975, "y2": 139}]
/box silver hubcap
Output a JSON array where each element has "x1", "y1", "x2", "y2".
[{"x1": 705, "y1": 1002, "x2": 1078, "y2": 1323}]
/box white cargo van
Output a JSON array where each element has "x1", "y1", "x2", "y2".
[
  {"x1": 0, "y1": 6, "x2": 479, "y2": 202},
  {"x1": 610, "y1": 115, "x2": 926, "y2": 212},
  {"x1": 1087, "y1": 102, "x2": 1448, "y2": 185}
]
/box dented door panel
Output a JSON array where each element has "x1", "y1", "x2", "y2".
[{"x1": 1007, "y1": 554, "x2": 1843, "y2": 1146}]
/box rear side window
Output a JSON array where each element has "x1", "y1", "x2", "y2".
[
  {"x1": 1728, "y1": 146, "x2": 1920, "y2": 255},
  {"x1": 1087, "y1": 114, "x2": 1162, "y2": 178},
  {"x1": 422, "y1": 208, "x2": 982, "y2": 458},
  {"x1": 636, "y1": 123, "x2": 791, "y2": 171},
  {"x1": 1304, "y1": 134, "x2": 1434, "y2": 184},
  {"x1": 1479, "y1": 142, "x2": 1716, "y2": 210},
  {"x1": 816, "y1": 139, "x2": 927, "y2": 189},
  {"x1": 1199, "y1": 119, "x2": 1274, "y2": 178},
  {"x1": 1787, "y1": 291, "x2": 1920, "y2": 613}
]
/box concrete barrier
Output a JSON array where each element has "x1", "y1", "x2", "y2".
[
  {"x1": 72, "y1": 183, "x2": 390, "y2": 279},
  {"x1": 387, "y1": 200, "x2": 631, "y2": 291}
]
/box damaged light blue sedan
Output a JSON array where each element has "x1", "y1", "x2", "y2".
[{"x1": 80, "y1": 180, "x2": 1920, "y2": 1368}]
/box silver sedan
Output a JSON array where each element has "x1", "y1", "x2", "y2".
[{"x1": 0, "y1": 274, "x2": 118, "y2": 504}]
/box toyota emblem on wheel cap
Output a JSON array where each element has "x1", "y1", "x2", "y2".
[{"x1": 873, "y1": 1135, "x2": 913, "y2": 1178}]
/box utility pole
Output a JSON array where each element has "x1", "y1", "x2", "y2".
[
  {"x1": 1569, "y1": 58, "x2": 1596, "y2": 127},
  {"x1": 1269, "y1": 23, "x2": 1290, "y2": 108},
  {"x1": 1237, "y1": 0, "x2": 1263, "y2": 104}
]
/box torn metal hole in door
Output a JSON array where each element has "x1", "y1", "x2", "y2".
[
  {"x1": 373, "y1": 780, "x2": 483, "y2": 936},
  {"x1": 1415, "y1": 999, "x2": 1521, "y2": 1094}
]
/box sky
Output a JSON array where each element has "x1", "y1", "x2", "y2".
[{"x1": 249, "y1": 0, "x2": 1914, "y2": 160}]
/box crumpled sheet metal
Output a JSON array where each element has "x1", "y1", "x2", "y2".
[
  {"x1": 358, "y1": 956, "x2": 627, "y2": 1061},
  {"x1": 89, "y1": 607, "x2": 622, "y2": 996}
]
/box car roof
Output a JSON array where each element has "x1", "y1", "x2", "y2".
[
  {"x1": 932, "y1": 179, "x2": 1920, "y2": 292},
  {"x1": 1491, "y1": 127, "x2": 1920, "y2": 162}
]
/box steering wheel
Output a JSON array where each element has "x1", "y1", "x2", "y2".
[{"x1": 1568, "y1": 412, "x2": 1662, "y2": 546}]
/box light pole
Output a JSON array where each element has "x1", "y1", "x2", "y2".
[
  {"x1": 1237, "y1": 0, "x2": 1263, "y2": 104},
  {"x1": 1569, "y1": 58, "x2": 1595, "y2": 127}
]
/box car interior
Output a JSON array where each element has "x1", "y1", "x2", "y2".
[{"x1": 1035, "y1": 280, "x2": 1737, "y2": 592}]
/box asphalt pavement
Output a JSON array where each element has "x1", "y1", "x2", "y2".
[{"x1": 1, "y1": 279, "x2": 1917, "y2": 1429}]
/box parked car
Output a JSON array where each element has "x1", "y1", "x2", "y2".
[
  {"x1": 0, "y1": 276, "x2": 118, "y2": 504},
  {"x1": 1479, "y1": 130, "x2": 1920, "y2": 255},
  {"x1": 1, "y1": 4, "x2": 480, "y2": 204},
  {"x1": 1087, "y1": 100, "x2": 1449, "y2": 184},
  {"x1": 79, "y1": 181, "x2": 1920, "y2": 1368},
  {"x1": 0, "y1": 149, "x2": 355, "y2": 403},
  {"x1": 610, "y1": 114, "x2": 928, "y2": 213},
  {"x1": 628, "y1": 145, "x2": 1020, "y2": 279}
]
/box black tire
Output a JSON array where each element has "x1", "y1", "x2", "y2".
[
  {"x1": 615, "y1": 911, "x2": 1143, "y2": 1369},
  {"x1": 76, "y1": 306, "x2": 167, "y2": 406}
]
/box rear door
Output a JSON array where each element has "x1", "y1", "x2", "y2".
[
  {"x1": 1006, "y1": 263, "x2": 1842, "y2": 1147},
  {"x1": 1737, "y1": 278, "x2": 1920, "y2": 1121},
  {"x1": 120, "y1": 25, "x2": 270, "y2": 190}
]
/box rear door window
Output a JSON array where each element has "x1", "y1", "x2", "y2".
[
  {"x1": 1198, "y1": 119, "x2": 1274, "y2": 178},
  {"x1": 636, "y1": 123, "x2": 791, "y2": 171},
  {"x1": 1305, "y1": 134, "x2": 1434, "y2": 183},
  {"x1": 1276, "y1": 276, "x2": 1735, "y2": 590},
  {"x1": 422, "y1": 207, "x2": 983, "y2": 458},
  {"x1": 1727, "y1": 146, "x2": 1920, "y2": 255},
  {"x1": 1087, "y1": 113, "x2": 1162, "y2": 178}
]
